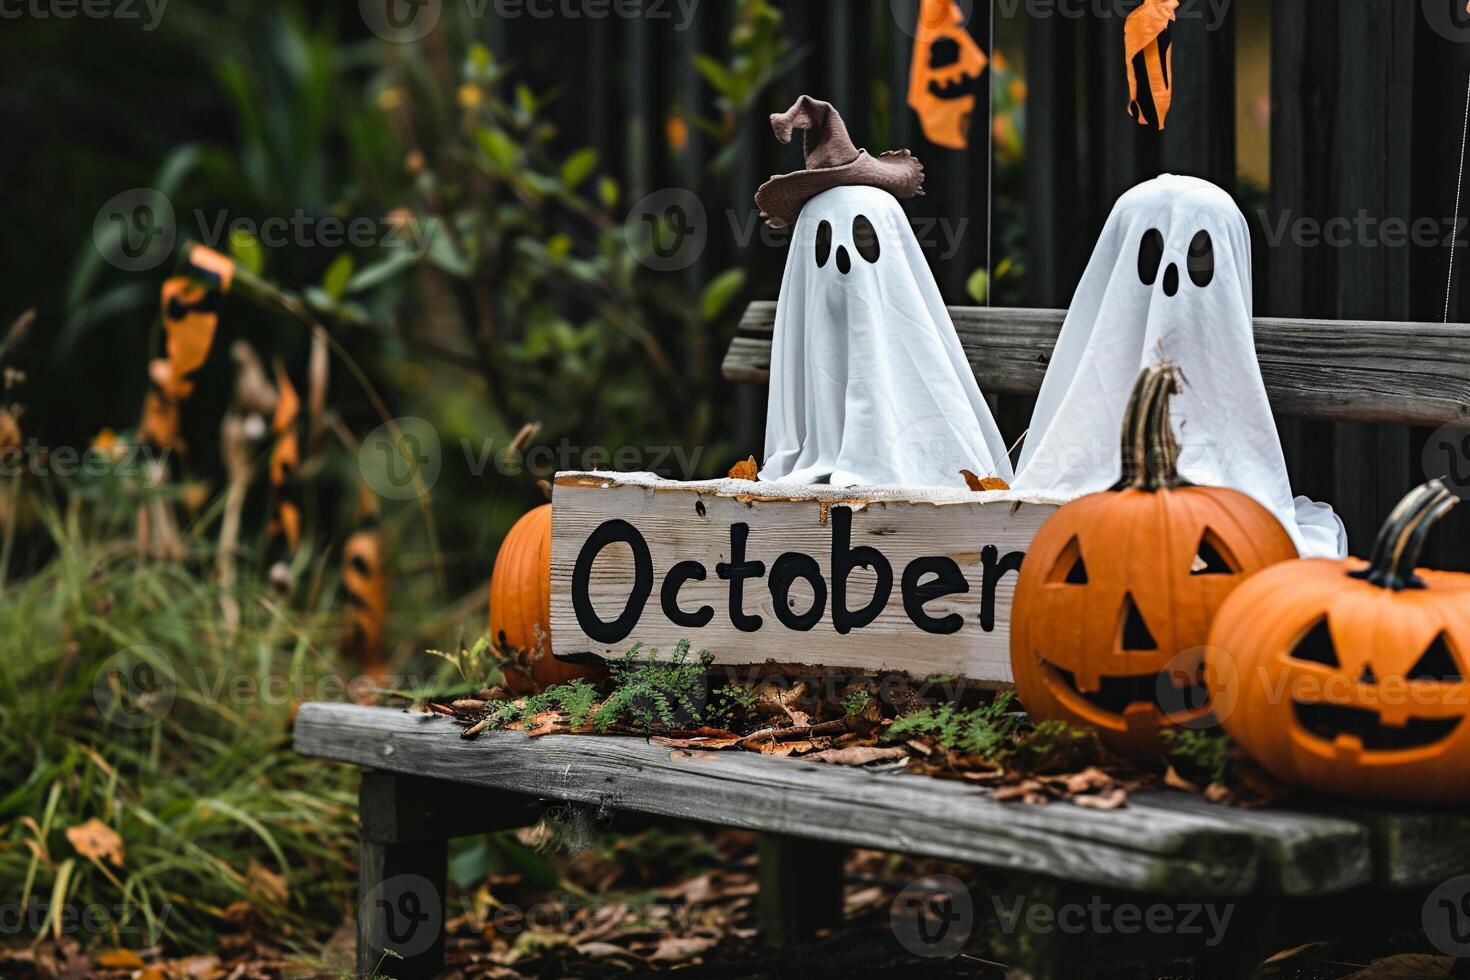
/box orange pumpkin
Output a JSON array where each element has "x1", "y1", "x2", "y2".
[
  {"x1": 1010, "y1": 363, "x2": 1297, "y2": 761},
  {"x1": 489, "y1": 504, "x2": 606, "y2": 692},
  {"x1": 1211, "y1": 480, "x2": 1470, "y2": 804}
]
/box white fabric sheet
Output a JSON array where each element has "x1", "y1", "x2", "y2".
[
  {"x1": 1013, "y1": 174, "x2": 1347, "y2": 558},
  {"x1": 759, "y1": 185, "x2": 1013, "y2": 489}
]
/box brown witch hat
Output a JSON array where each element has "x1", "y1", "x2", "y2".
[{"x1": 754, "y1": 96, "x2": 925, "y2": 228}]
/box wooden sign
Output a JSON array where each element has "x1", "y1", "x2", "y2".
[{"x1": 549, "y1": 473, "x2": 1060, "y2": 684}]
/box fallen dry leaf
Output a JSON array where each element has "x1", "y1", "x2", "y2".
[
  {"x1": 647, "y1": 934, "x2": 719, "y2": 963},
  {"x1": 66, "y1": 818, "x2": 124, "y2": 867},
  {"x1": 1341, "y1": 954, "x2": 1456, "y2": 978},
  {"x1": 668, "y1": 750, "x2": 724, "y2": 761},
  {"x1": 961, "y1": 469, "x2": 1010, "y2": 491},
  {"x1": 804, "y1": 745, "x2": 908, "y2": 766},
  {"x1": 96, "y1": 949, "x2": 146, "y2": 970},
  {"x1": 1163, "y1": 766, "x2": 1200, "y2": 793},
  {"x1": 247, "y1": 859, "x2": 288, "y2": 906},
  {"x1": 1073, "y1": 788, "x2": 1128, "y2": 810},
  {"x1": 727, "y1": 456, "x2": 759, "y2": 481}
]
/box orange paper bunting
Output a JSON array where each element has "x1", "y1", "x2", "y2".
[
  {"x1": 908, "y1": 0, "x2": 989, "y2": 149},
  {"x1": 1125, "y1": 0, "x2": 1178, "y2": 130}
]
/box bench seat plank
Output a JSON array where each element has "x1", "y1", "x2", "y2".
[
  {"x1": 722, "y1": 303, "x2": 1470, "y2": 427},
  {"x1": 295, "y1": 703, "x2": 1388, "y2": 899}
]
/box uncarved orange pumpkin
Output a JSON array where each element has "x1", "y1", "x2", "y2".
[
  {"x1": 1211, "y1": 480, "x2": 1470, "y2": 804},
  {"x1": 489, "y1": 504, "x2": 607, "y2": 692},
  {"x1": 1010, "y1": 363, "x2": 1297, "y2": 761}
]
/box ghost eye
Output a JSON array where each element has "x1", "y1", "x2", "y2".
[
  {"x1": 1188, "y1": 230, "x2": 1215, "y2": 288},
  {"x1": 1290, "y1": 619, "x2": 1339, "y2": 667},
  {"x1": 815, "y1": 220, "x2": 832, "y2": 268},
  {"x1": 1138, "y1": 228, "x2": 1165, "y2": 286},
  {"x1": 853, "y1": 214, "x2": 881, "y2": 264}
]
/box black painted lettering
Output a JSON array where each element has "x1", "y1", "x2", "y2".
[
  {"x1": 572, "y1": 519, "x2": 653, "y2": 643},
  {"x1": 901, "y1": 556, "x2": 969, "y2": 634},
  {"x1": 830, "y1": 507, "x2": 892, "y2": 635},
  {"x1": 716, "y1": 522, "x2": 766, "y2": 632},
  {"x1": 980, "y1": 545, "x2": 1025, "y2": 632},
  {"x1": 768, "y1": 552, "x2": 827, "y2": 631}
]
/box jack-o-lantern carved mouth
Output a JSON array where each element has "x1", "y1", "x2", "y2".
[
  {"x1": 928, "y1": 75, "x2": 976, "y2": 101},
  {"x1": 1038, "y1": 657, "x2": 1208, "y2": 719},
  {"x1": 1291, "y1": 701, "x2": 1462, "y2": 752}
]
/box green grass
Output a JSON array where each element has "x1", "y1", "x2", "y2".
[{"x1": 0, "y1": 494, "x2": 359, "y2": 953}]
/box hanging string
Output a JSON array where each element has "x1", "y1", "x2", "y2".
[
  {"x1": 986, "y1": 0, "x2": 995, "y2": 308},
  {"x1": 1447, "y1": 72, "x2": 1470, "y2": 324}
]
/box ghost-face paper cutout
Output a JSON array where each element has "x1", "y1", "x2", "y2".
[
  {"x1": 908, "y1": 0, "x2": 989, "y2": 149},
  {"x1": 760, "y1": 185, "x2": 1013, "y2": 489},
  {"x1": 1013, "y1": 174, "x2": 1346, "y2": 558}
]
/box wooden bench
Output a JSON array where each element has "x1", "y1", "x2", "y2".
[{"x1": 296, "y1": 304, "x2": 1470, "y2": 979}]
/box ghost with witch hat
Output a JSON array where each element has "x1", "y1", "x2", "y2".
[
  {"x1": 753, "y1": 96, "x2": 1012, "y2": 489},
  {"x1": 1013, "y1": 174, "x2": 1346, "y2": 558}
]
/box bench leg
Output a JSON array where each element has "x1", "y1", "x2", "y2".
[
  {"x1": 757, "y1": 833, "x2": 846, "y2": 949},
  {"x1": 355, "y1": 771, "x2": 541, "y2": 979}
]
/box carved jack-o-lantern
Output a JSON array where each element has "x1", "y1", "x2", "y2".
[
  {"x1": 1010, "y1": 364, "x2": 1297, "y2": 761},
  {"x1": 907, "y1": 0, "x2": 989, "y2": 149},
  {"x1": 1211, "y1": 481, "x2": 1470, "y2": 804}
]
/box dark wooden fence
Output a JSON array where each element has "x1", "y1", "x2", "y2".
[{"x1": 488, "y1": 0, "x2": 1470, "y2": 565}]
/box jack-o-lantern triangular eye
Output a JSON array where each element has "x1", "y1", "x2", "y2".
[
  {"x1": 1408, "y1": 634, "x2": 1463, "y2": 683},
  {"x1": 1191, "y1": 530, "x2": 1239, "y2": 576},
  {"x1": 1118, "y1": 593, "x2": 1157, "y2": 651},
  {"x1": 1290, "y1": 618, "x2": 1339, "y2": 667},
  {"x1": 1047, "y1": 537, "x2": 1088, "y2": 585}
]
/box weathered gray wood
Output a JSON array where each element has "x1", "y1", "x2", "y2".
[
  {"x1": 1131, "y1": 793, "x2": 1369, "y2": 897},
  {"x1": 357, "y1": 772, "x2": 450, "y2": 980},
  {"x1": 757, "y1": 834, "x2": 845, "y2": 949},
  {"x1": 723, "y1": 302, "x2": 1470, "y2": 427},
  {"x1": 296, "y1": 703, "x2": 1386, "y2": 898},
  {"x1": 1340, "y1": 809, "x2": 1470, "y2": 890},
  {"x1": 549, "y1": 472, "x2": 1056, "y2": 683}
]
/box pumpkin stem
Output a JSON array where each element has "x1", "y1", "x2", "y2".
[
  {"x1": 1114, "y1": 362, "x2": 1189, "y2": 492},
  {"x1": 1350, "y1": 479, "x2": 1457, "y2": 591}
]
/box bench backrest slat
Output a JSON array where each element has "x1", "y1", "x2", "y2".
[{"x1": 723, "y1": 302, "x2": 1470, "y2": 428}]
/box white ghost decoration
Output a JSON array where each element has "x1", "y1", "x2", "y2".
[
  {"x1": 1013, "y1": 174, "x2": 1346, "y2": 558},
  {"x1": 759, "y1": 185, "x2": 1013, "y2": 489}
]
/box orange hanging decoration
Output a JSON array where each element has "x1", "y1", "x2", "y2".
[
  {"x1": 341, "y1": 486, "x2": 389, "y2": 683},
  {"x1": 1125, "y1": 0, "x2": 1178, "y2": 130},
  {"x1": 268, "y1": 361, "x2": 302, "y2": 553},
  {"x1": 143, "y1": 277, "x2": 222, "y2": 452},
  {"x1": 908, "y1": 0, "x2": 989, "y2": 149}
]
